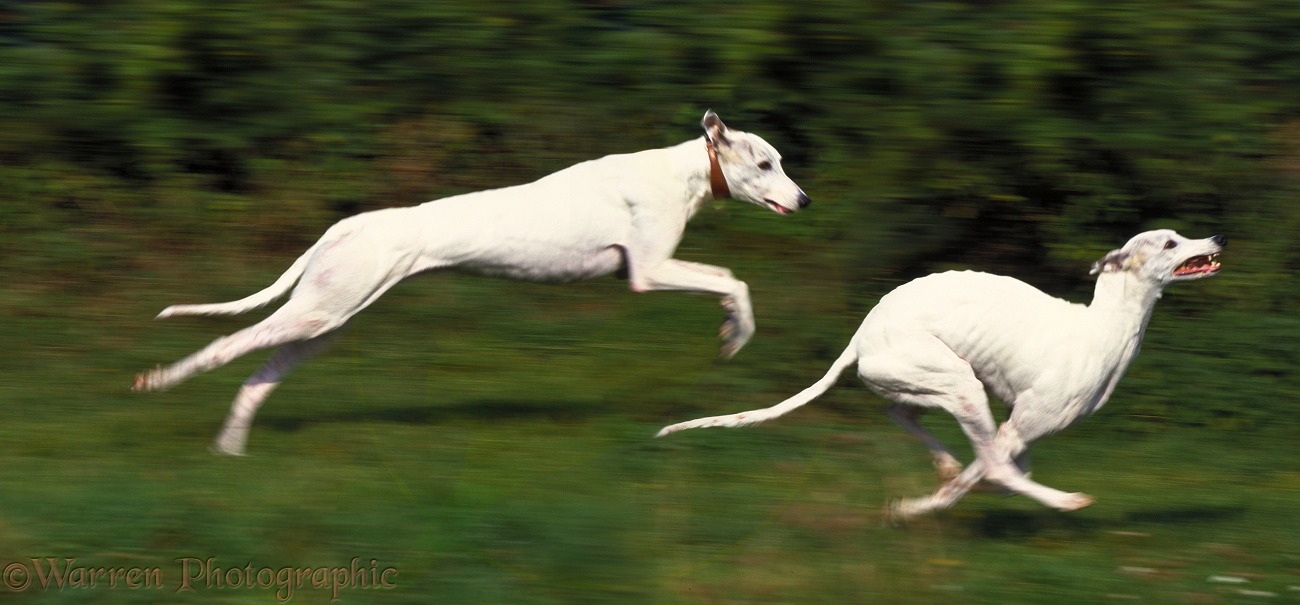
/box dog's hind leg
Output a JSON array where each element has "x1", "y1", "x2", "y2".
[
  {"x1": 133, "y1": 299, "x2": 347, "y2": 393},
  {"x1": 883, "y1": 389, "x2": 1002, "y2": 519},
  {"x1": 861, "y1": 333, "x2": 1088, "y2": 520},
  {"x1": 210, "y1": 333, "x2": 339, "y2": 456},
  {"x1": 858, "y1": 339, "x2": 997, "y2": 519},
  {"x1": 889, "y1": 422, "x2": 1091, "y2": 519},
  {"x1": 886, "y1": 403, "x2": 963, "y2": 482},
  {"x1": 885, "y1": 403, "x2": 1032, "y2": 491}
]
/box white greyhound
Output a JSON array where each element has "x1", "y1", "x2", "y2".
[
  {"x1": 134, "y1": 111, "x2": 810, "y2": 455},
  {"x1": 658, "y1": 230, "x2": 1224, "y2": 520}
]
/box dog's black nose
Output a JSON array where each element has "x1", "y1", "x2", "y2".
[
  {"x1": 1211, "y1": 234, "x2": 1227, "y2": 246},
  {"x1": 796, "y1": 191, "x2": 811, "y2": 208}
]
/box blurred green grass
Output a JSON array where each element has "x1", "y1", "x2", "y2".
[{"x1": 1, "y1": 257, "x2": 1297, "y2": 605}]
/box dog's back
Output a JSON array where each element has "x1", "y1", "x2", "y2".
[
  {"x1": 857, "y1": 270, "x2": 1098, "y2": 402},
  {"x1": 865, "y1": 270, "x2": 1079, "y2": 337}
]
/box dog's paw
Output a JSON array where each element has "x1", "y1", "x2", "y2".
[
  {"x1": 210, "y1": 434, "x2": 249, "y2": 457},
  {"x1": 719, "y1": 313, "x2": 737, "y2": 341},
  {"x1": 933, "y1": 455, "x2": 963, "y2": 483},
  {"x1": 720, "y1": 327, "x2": 752, "y2": 358},
  {"x1": 884, "y1": 497, "x2": 930, "y2": 525},
  {"x1": 131, "y1": 366, "x2": 161, "y2": 392},
  {"x1": 718, "y1": 302, "x2": 754, "y2": 359},
  {"x1": 1055, "y1": 492, "x2": 1094, "y2": 511},
  {"x1": 209, "y1": 444, "x2": 249, "y2": 457}
]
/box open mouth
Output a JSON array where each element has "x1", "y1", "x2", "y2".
[
  {"x1": 765, "y1": 200, "x2": 793, "y2": 215},
  {"x1": 1173, "y1": 253, "x2": 1221, "y2": 277}
]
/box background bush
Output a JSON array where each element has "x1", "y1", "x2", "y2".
[{"x1": 2, "y1": 0, "x2": 1298, "y2": 429}]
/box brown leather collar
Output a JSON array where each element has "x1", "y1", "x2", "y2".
[{"x1": 706, "y1": 139, "x2": 731, "y2": 200}]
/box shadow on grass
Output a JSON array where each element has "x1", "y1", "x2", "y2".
[
  {"x1": 261, "y1": 399, "x2": 602, "y2": 433},
  {"x1": 955, "y1": 503, "x2": 1246, "y2": 541},
  {"x1": 961, "y1": 509, "x2": 1103, "y2": 540},
  {"x1": 1122, "y1": 504, "x2": 1247, "y2": 525}
]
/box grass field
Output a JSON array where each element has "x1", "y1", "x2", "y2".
[{"x1": 2, "y1": 250, "x2": 1297, "y2": 605}]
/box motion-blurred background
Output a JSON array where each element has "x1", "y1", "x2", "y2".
[{"x1": 1, "y1": 2, "x2": 1297, "y2": 603}]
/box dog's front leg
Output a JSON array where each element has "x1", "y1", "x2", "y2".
[{"x1": 631, "y1": 259, "x2": 754, "y2": 358}]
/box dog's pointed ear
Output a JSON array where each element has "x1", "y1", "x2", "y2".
[
  {"x1": 1090, "y1": 249, "x2": 1129, "y2": 275},
  {"x1": 701, "y1": 110, "x2": 730, "y2": 147}
]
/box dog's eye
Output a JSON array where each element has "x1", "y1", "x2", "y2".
[
  {"x1": 1163, "y1": 240, "x2": 1177, "y2": 250},
  {"x1": 757, "y1": 160, "x2": 773, "y2": 171}
]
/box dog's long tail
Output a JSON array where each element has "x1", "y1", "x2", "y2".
[
  {"x1": 155, "y1": 243, "x2": 319, "y2": 319},
  {"x1": 655, "y1": 342, "x2": 859, "y2": 437}
]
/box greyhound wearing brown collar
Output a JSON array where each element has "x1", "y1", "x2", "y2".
[{"x1": 134, "y1": 110, "x2": 811, "y2": 455}]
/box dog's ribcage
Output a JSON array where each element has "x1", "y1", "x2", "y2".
[{"x1": 862, "y1": 271, "x2": 1137, "y2": 412}]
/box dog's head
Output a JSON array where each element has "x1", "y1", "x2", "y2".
[
  {"x1": 1090, "y1": 229, "x2": 1225, "y2": 283},
  {"x1": 701, "y1": 110, "x2": 811, "y2": 214}
]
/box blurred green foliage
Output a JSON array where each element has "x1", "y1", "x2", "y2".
[{"x1": 3, "y1": 0, "x2": 1297, "y2": 428}]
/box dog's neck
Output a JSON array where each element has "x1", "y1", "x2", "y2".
[
  {"x1": 705, "y1": 139, "x2": 730, "y2": 200},
  {"x1": 672, "y1": 138, "x2": 727, "y2": 219},
  {"x1": 1089, "y1": 270, "x2": 1165, "y2": 339}
]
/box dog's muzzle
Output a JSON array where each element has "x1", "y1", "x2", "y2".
[
  {"x1": 765, "y1": 191, "x2": 811, "y2": 215},
  {"x1": 1173, "y1": 235, "x2": 1226, "y2": 278}
]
